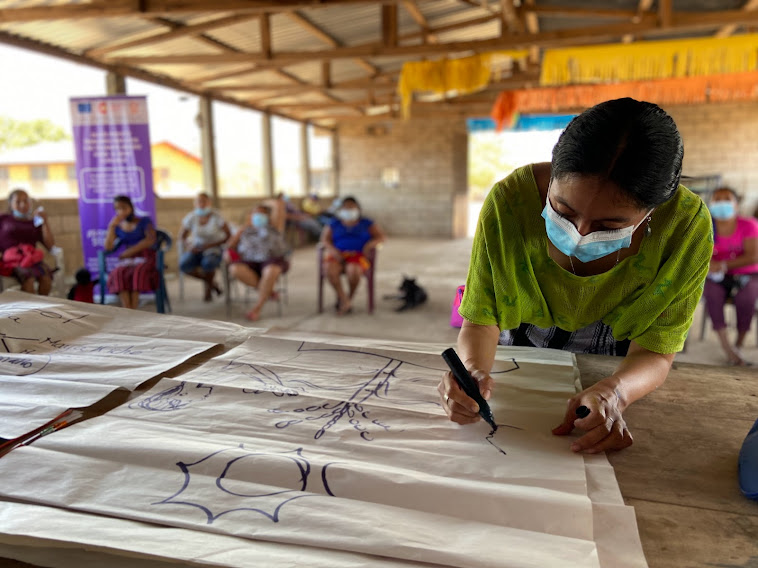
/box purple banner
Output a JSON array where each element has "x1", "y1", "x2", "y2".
[{"x1": 70, "y1": 96, "x2": 156, "y2": 276}]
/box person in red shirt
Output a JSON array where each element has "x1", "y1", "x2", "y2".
[
  {"x1": 704, "y1": 187, "x2": 758, "y2": 366},
  {"x1": 0, "y1": 188, "x2": 56, "y2": 295},
  {"x1": 67, "y1": 268, "x2": 98, "y2": 303}
]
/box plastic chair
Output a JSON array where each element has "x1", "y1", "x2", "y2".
[
  {"x1": 97, "y1": 229, "x2": 172, "y2": 314},
  {"x1": 222, "y1": 256, "x2": 289, "y2": 318},
  {"x1": 0, "y1": 245, "x2": 65, "y2": 296},
  {"x1": 317, "y1": 245, "x2": 377, "y2": 314}
]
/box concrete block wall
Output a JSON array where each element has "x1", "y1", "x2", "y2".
[
  {"x1": 337, "y1": 117, "x2": 469, "y2": 238},
  {"x1": 667, "y1": 101, "x2": 758, "y2": 214}
]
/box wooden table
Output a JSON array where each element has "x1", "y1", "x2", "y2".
[
  {"x1": 576, "y1": 354, "x2": 758, "y2": 568},
  {"x1": 2, "y1": 354, "x2": 757, "y2": 568}
]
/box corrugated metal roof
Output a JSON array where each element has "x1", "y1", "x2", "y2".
[{"x1": 0, "y1": 0, "x2": 753, "y2": 126}]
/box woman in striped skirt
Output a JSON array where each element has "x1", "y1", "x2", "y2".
[{"x1": 104, "y1": 195, "x2": 158, "y2": 310}]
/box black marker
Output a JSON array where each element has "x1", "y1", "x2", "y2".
[
  {"x1": 575, "y1": 405, "x2": 591, "y2": 419},
  {"x1": 441, "y1": 348, "x2": 497, "y2": 430}
]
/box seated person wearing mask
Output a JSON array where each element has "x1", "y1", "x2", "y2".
[
  {"x1": 320, "y1": 196, "x2": 385, "y2": 315},
  {"x1": 226, "y1": 205, "x2": 290, "y2": 322}
]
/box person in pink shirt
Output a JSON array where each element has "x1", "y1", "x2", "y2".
[{"x1": 704, "y1": 187, "x2": 758, "y2": 366}]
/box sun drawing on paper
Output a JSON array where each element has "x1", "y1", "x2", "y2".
[{"x1": 154, "y1": 445, "x2": 336, "y2": 523}]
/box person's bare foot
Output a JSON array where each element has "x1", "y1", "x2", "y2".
[
  {"x1": 726, "y1": 347, "x2": 746, "y2": 366},
  {"x1": 245, "y1": 308, "x2": 261, "y2": 321},
  {"x1": 336, "y1": 298, "x2": 352, "y2": 316}
]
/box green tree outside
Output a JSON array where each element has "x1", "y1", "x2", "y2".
[{"x1": 0, "y1": 116, "x2": 70, "y2": 152}]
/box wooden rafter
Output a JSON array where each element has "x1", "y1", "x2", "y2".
[
  {"x1": 715, "y1": 0, "x2": 758, "y2": 38},
  {"x1": 382, "y1": 4, "x2": 399, "y2": 48},
  {"x1": 286, "y1": 11, "x2": 380, "y2": 75},
  {"x1": 658, "y1": 0, "x2": 672, "y2": 28},
  {"x1": 402, "y1": 1, "x2": 437, "y2": 43},
  {"x1": 522, "y1": 0, "x2": 540, "y2": 64},
  {"x1": 524, "y1": 6, "x2": 639, "y2": 19},
  {"x1": 0, "y1": 0, "x2": 408, "y2": 23},
  {"x1": 500, "y1": 0, "x2": 524, "y2": 34},
  {"x1": 0, "y1": 29, "x2": 335, "y2": 129},
  {"x1": 260, "y1": 13, "x2": 271, "y2": 59},
  {"x1": 111, "y1": 15, "x2": 659, "y2": 65},
  {"x1": 143, "y1": 17, "x2": 239, "y2": 53},
  {"x1": 112, "y1": 8, "x2": 758, "y2": 68},
  {"x1": 188, "y1": 65, "x2": 264, "y2": 85},
  {"x1": 86, "y1": 13, "x2": 259, "y2": 57},
  {"x1": 622, "y1": 0, "x2": 654, "y2": 43}
]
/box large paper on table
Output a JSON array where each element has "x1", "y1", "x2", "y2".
[
  {"x1": 0, "y1": 336, "x2": 647, "y2": 567},
  {"x1": 0, "y1": 294, "x2": 234, "y2": 438}
]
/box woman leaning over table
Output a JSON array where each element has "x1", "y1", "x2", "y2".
[{"x1": 439, "y1": 98, "x2": 713, "y2": 454}]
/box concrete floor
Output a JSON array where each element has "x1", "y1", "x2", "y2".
[{"x1": 157, "y1": 237, "x2": 756, "y2": 367}]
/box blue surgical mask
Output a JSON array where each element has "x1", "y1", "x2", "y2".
[
  {"x1": 11, "y1": 209, "x2": 31, "y2": 220},
  {"x1": 542, "y1": 194, "x2": 651, "y2": 263},
  {"x1": 195, "y1": 207, "x2": 211, "y2": 217},
  {"x1": 338, "y1": 208, "x2": 360, "y2": 222},
  {"x1": 252, "y1": 212, "x2": 269, "y2": 228},
  {"x1": 709, "y1": 201, "x2": 735, "y2": 220}
]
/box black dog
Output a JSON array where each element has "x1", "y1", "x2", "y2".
[{"x1": 385, "y1": 276, "x2": 427, "y2": 312}]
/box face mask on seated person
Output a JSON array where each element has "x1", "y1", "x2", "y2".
[
  {"x1": 11, "y1": 209, "x2": 31, "y2": 220},
  {"x1": 338, "y1": 208, "x2": 360, "y2": 222},
  {"x1": 541, "y1": 193, "x2": 652, "y2": 263},
  {"x1": 709, "y1": 201, "x2": 736, "y2": 220},
  {"x1": 195, "y1": 207, "x2": 212, "y2": 217},
  {"x1": 252, "y1": 213, "x2": 269, "y2": 228}
]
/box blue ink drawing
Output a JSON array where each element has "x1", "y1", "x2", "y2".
[
  {"x1": 129, "y1": 381, "x2": 213, "y2": 412},
  {"x1": 256, "y1": 342, "x2": 520, "y2": 443},
  {"x1": 154, "y1": 445, "x2": 335, "y2": 523}
]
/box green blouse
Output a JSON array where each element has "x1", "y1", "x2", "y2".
[{"x1": 459, "y1": 165, "x2": 713, "y2": 354}]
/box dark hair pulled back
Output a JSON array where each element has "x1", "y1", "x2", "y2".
[{"x1": 551, "y1": 98, "x2": 683, "y2": 209}]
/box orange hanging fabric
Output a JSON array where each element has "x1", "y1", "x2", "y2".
[{"x1": 491, "y1": 70, "x2": 758, "y2": 130}]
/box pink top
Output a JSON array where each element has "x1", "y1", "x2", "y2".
[{"x1": 712, "y1": 216, "x2": 758, "y2": 275}]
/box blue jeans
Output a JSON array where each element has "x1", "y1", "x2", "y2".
[{"x1": 180, "y1": 250, "x2": 222, "y2": 275}]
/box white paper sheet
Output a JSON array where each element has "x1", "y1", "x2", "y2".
[
  {"x1": 0, "y1": 290, "x2": 254, "y2": 346},
  {"x1": 0, "y1": 296, "x2": 221, "y2": 438},
  {"x1": 0, "y1": 338, "x2": 605, "y2": 567}
]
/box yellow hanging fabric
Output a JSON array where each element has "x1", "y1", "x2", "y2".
[
  {"x1": 397, "y1": 50, "x2": 529, "y2": 118},
  {"x1": 540, "y1": 34, "x2": 758, "y2": 86}
]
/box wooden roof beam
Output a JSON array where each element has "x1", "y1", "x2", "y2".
[
  {"x1": 0, "y1": 0, "x2": 405, "y2": 22},
  {"x1": 286, "y1": 11, "x2": 381, "y2": 76},
  {"x1": 115, "y1": 9, "x2": 758, "y2": 67},
  {"x1": 658, "y1": 0, "x2": 672, "y2": 28},
  {"x1": 0, "y1": 29, "x2": 321, "y2": 128},
  {"x1": 715, "y1": 0, "x2": 758, "y2": 38},
  {"x1": 86, "y1": 13, "x2": 259, "y2": 57},
  {"x1": 622, "y1": 0, "x2": 654, "y2": 43},
  {"x1": 113, "y1": 15, "x2": 661, "y2": 65},
  {"x1": 382, "y1": 4, "x2": 399, "y2": 48},
  {"x1": 524, "y1": 6, "x2": 639, "y2": 19},
  {"x1": 500, "y1": 0, "x2": 525, "y2": 34},
  {"x1": 402, "y1": 1, "x2": 437, "y2": 44},
  {"x1": 260, "y1": 13, "x2": 271, "y2": 59}
]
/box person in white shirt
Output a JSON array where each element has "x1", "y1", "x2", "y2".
[{"x1": 178, "y1": 193, "x2": 231, "y2": 302}]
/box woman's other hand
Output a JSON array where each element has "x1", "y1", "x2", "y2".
[
  {"x1": 552, "y1": 378, "x2": 633, "y2": 453},
  {"x1": 437, "y1": 369, "x2": 494, "y2": 425}
]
